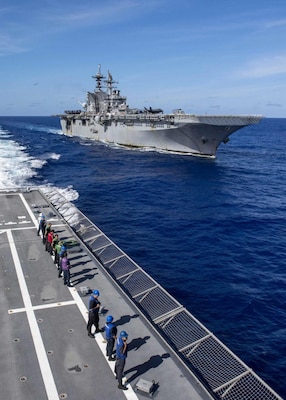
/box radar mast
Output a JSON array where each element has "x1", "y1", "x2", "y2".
[
  {"x1": 92, "y1": 64, "x2": 105, "y2": 91},
  {"x1": 105, "y1": 70, "x2": 118, "y2": 96}
]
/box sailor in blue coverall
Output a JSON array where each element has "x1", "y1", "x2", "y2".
[
  {"x1": 87, "y1": 290, "x2": 101, "y2": 338},
  {"x1": 104, "y1": 315, "x2": 117, "y2": 360},
  {"x1": 114, "y1": 331, "x2": 128, "y2": 390}
]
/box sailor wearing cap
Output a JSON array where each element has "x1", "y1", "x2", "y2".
[
  {"x1": 115, "y1": 331, "x2": 129, "y2": 390},
  {"x1": 104, "y1": 316, "x2": 117, "y2": 361},
  {"x1": 87, "y1": 290, "x2": 101, "y2": 338},
  {"x1": 37, "y1": 212, "x2": 46, "y2": 237}
]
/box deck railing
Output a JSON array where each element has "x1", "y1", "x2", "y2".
[{"x1": 42, "y1": 187, "x2": 283, "y2": 400}]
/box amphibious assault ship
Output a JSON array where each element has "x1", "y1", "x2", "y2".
[{"x1": 57, "y1": 65, "x2": 262, "y2": 157}]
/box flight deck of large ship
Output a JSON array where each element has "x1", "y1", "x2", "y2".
[{"x1": 0, "y1": 188, "x2": 283, "y2": 400}]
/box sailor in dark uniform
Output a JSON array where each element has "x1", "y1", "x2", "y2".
[
  {"x1": 104, "y1": 315, "x2": 117, "y2": 361},
  {"x1": 114, "y1": 331, "x2": 128, "y2": 390},
  {"x1": 87, "y1": 290, "x2": 101, "y2": 338}
]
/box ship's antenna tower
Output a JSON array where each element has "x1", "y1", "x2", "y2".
[
  {"x1": 92, "y1": 64, "x2": 105, "y2": 91},
  {"x1": 105, "y1": 70, "x2": 118, "y2": 96}
]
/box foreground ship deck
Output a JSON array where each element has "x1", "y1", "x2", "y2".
[{"x1": 0, "y1": 188, "x2": 282, "y2": 400}]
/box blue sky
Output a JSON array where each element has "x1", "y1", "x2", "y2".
[{"x1": 1, "y1": 0, "x2": 286, "y2": 117}]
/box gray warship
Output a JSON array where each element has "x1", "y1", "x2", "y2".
[{"x1": 58, "y1": 65, "x2": 262, "y2": 157}]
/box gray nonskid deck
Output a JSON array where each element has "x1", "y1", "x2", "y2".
[{"x1": 0, "y1": 190, "x2": 212, "y2": 400}]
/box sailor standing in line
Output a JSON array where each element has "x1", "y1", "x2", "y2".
[
  {"x1": 115, "y1": 331, "x2": 128, "y2": 390},
  {"x1": 61, "y1": 252, "x2": 72, "y2": 287},
  {"x1": 43, "y1": 222, "x2": 52, "y2": 246},
  {"x1": 53, "y1": 239, "x2": 62, "y2": 266},
  {"x1": 52, "y1": 233, "x2": 59, "y2": 260},
  {"x1": 46, "y1": 229, "x2": 54, "y2": 254},
  {"x1": 58, "y1": 244, "x2": 66, "y2": 277},
  {"x1": 87, "y1": 290, "x2": 101, "y2": 338},
  {"x1": 104, "y1": 315, "x2": 117, "y2": 361},
  {"x1": 37, "y1": 213, "x2": 45, "y2": 237}
]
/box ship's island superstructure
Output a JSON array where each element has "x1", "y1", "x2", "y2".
[{"x1": 58, "y1": 65, "x2": 262, "y2": 157}]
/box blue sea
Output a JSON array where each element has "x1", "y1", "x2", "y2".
[{"x1": 0, "y1": 116, "x2": 285, "y2": 398}]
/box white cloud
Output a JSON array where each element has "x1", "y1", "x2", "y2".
[
  {"x1": 236, "y1": 55, "x2": 286, "y2": 79},
  {"x1": 45, "y1": 0, "x2": 143, "y2": 26},
  {"x1": 0, "y1": 35, "x2": 29, "y2": 56},
  {"x1": 265, "y1": 18, "x2": 286, "y2": 28}
]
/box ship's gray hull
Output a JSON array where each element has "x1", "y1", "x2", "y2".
[{"x1": 60, "y1": 114, "x2": 262, "y2": 157}]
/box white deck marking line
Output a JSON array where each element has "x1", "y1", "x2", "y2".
[
  {"x1": 8, "y1": 300, "x2": 77, "y2": 314},
  {"x1": 68, "y1": 288, "x2": 139, "y2": 400},
  {"x1": 0, "y1": 226, "x2": 37, "y2": 232},
  {"x1": 19, "y1": 193, "x2": 39, "y2": 226},
  {"x1": 7, "y1": 229, "x2": 59, "y2": 400},
  {"x1": 47, "y1": 223, "x2": 67, "y2": 227}
]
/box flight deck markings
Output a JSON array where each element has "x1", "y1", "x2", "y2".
[
  {"x1": 19, "y1": 193, "x2": 39, "y2": 226},
  {"x1": 7, "y1": 229, "x2": 59, "y2": 400},
  {"x1": 8, "y1": 300, "x2": 77, "y2": 314}
]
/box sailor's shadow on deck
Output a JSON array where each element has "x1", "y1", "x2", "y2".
[
  {"x1": 114, "y1": 314, "x2": 139, "y2": 327},
  {"x1": 127, "y1": 336, "x2": 150, "y2": 352},
  {"x1": 69, "y1": 253, "x2": 90, "y2": 261},
  {"x1": 125, "y1": 353, "x2": 170, "y2": 383},
  {"x1": 69, "y1": 253, "x2": 95, "y2": 268},
  {"x1": 72, "y1": 260, "x2": 93, "y2": 267},
  {"x1": 69, "y1": 254, "x2": 86, "y2": 261},
  {"x1": 54, "y1": 229, "x2": 66, "y2": 234},
  {"x1": 71, "y1": 268, "x2": 98, "y2": 285}
]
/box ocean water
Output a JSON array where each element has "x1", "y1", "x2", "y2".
[{"x1": 0, "y1": 116, "x2": 285, "y2": 398}]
